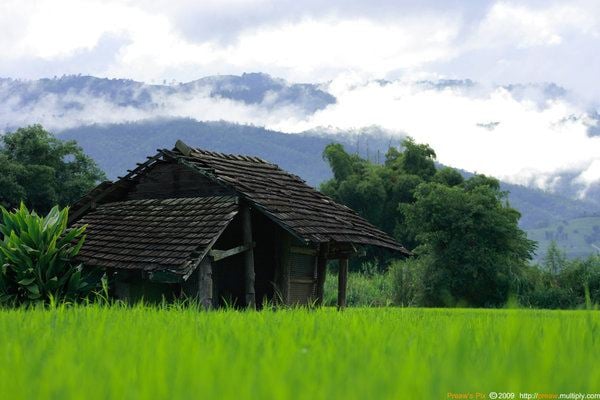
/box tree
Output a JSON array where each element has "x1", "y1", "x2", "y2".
[
  {"x1": 402, "y1": 180, "x2": 536, "y2": 306},
  {"x1": 543, "y1": 241, "x2": 567, "y2": 275},
  {"x1": 384, "y1": 137, "x2": 436, "y2": 179},
  {"x1": 321, "y1": 137, "x2": 535, "y2": 307},
  {"x1": 322, "y1": 138, "x2": 439, "y2": 258},
  {"x1": 0, "y1": 125, "x2": 106, "y2": 213}
]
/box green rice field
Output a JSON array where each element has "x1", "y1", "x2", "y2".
[{"x1": 1, "y1": 306, "x2": 598, "y2": 399}]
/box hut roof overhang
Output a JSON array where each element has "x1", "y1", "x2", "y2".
[{"x1": 74, "y1": 196, "x2": 238, "y2": 277}]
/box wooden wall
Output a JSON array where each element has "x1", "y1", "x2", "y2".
[
  {"x1": 127, "y1": 163, "x2": 234, "y2": 200},
  {"x1": 279, "y1": 234, "x2": 319, "y2": 306}
]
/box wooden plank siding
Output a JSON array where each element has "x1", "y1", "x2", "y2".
[{"x1": 127, "y1": 163, "x2": 234, "y2": 200}]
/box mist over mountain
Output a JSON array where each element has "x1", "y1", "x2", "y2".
[
  {"x1": 2, "y1": 73, "x2": 598, "y2": 204},
  {"x1": 3, "y1": 72, "x2": 599, "y2": 255},
  {"x1": 0, "y1": 73, "x2": 335, "y2": 132}
]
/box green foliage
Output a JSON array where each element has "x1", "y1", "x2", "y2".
[
  {"x1": 388, "y1": 137, "x2": 437, "y2": 180},
  {"x1": 0, "y1": 203, "x2": 100, "y2": 305},
  {"x1": 321, "y1": 137, "x2": 535, "y2": 306},
  {"x1": 542, "y1": 240, "x2": 567, "y2": 274},
  {"x1": 389, "y1": 258, "x2": 425, "y2": 307},
  {"x1": 519, "y1": 254, "x2": 600, "y2": 309},
  {"x1": 0, "y1": 125, "x2": 106, "y2": 214},
  {"x1": 403, "y1": 181, "x2": 536, "y2": 306},
  {"x1": 321, "y1": 137, "x2": 438, "y2": 264},
  {"x1": 323, "y1": 264, "x2": 393, "y2": 307},
  {"x1": 432, "y1": 166, "x2": 464, "y2": 187},
  {"x1": 0, "y1": 306, "x2": 599, "y2": 399},
  {"x1": 322, "y1": 143, "x2": 364, "y2": 181},
  {"x1": 320, "y1": 253, "x2": 599, "y2": 309}
]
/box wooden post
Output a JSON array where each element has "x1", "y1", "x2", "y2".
[
  {"x1": 198, "y1": 257, "x2": 213, "y2": 310},
  {"x1": 280, "y1": 235, "x2": 291, "y2": 305},
  {"x1": 337, "y1": 257, "x2": 348, "y2": 310},
  {"x1": 241, "y1": 203, "x2": 256, "y2": 309},
  {"x1": 315, "y1": 243, "x2": 329, "y2": 306}
]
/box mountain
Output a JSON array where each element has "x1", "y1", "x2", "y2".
[
  {"x1": 527, "y1": 217, "x2": 600, "y2": 260},
  {"x1": 0, "y1": 73, "x2": 335, "y2": 132},
  {"x1": 180, "y1": 73, "x2": 335, "y2": 112},
  {"x1": 57, "y1": 118, "x2": 600, "y2": 260}
]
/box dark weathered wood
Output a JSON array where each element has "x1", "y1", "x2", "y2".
[
  {"x1": 198, "y1": 256, "x2": 213, "y2": 309},
  {"x1": 127, "y1": 163, "x2": 232, "y2": 200},
  {"x1": 68, "y1": 181, "x2": 125, "y2": 224},
  {"x1": 280, "y1": 234, "x2": 291, "y2": 305},
  {"x1": 209, "y1": 242, "x2": 255, "y2": 262},
  {"x1": 69, "y1": 152, "x2": 167, "y2": 224},
  {"x1": 175, "y1": 139, "x2": 192, "y2": 156},
  {"x1": 337, "y1": 257, "x2": 348, "y2": 310},
  {"x1": 315, "y1": 243, "x2": 329, "y2": 306},
  {"x1": 289, "y1": 277, "x2": 316, "y2": 284},
  {"x1": 290, "y1": 246, "x2": 318, "y2": 256},
  {"x1": 241, "y1": 203, "x2": 256, "y2": 309}
]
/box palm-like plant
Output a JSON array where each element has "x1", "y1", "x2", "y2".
[{"x1": 0, "y1": 203, "x2": 100, "y2": 305}]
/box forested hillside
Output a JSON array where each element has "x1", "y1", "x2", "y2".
[{"x1": 57, "y1": 118, "x2": 600, "y2": 259}]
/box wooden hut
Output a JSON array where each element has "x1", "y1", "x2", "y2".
[{"x1": 69, "y1": 140, "x2": 409, "y2": 308}]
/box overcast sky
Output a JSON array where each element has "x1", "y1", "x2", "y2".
[
  {"x1": 1, "y1": 0, "x2": 599, "y2": 194},
  {"x1": 1, "y1": 0, "x2": 599, "y2": 97}
]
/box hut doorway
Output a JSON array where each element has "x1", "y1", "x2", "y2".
[{"x1": 211, "y1": 209, "x2": 279, "y2": 308}]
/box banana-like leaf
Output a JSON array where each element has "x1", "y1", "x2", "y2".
[
  {"x1": 18, "y1": 277, "x2": 36, "y2": 285},
  {"x1": 0, "y1": 204, "x2": 99, "y2": 305}
]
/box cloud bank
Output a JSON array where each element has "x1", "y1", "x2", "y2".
[
  {"x1": 1, "y1": 0, "x2": 600, "y2": 101},
  {"x1": 274, "y1": 76, "x2": 600, "y2": 198},
  {"x1": 1, "y1": 74, "x2": 598, "y2": 199}
]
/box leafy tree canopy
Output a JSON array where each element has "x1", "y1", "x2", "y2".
[
  {"x1": 404, "y1": 182, "x2": 536, "y2": 306},
  {"x1": 0, "y1": 125, "x2": 105, "y2": 213},
  {"x1": 321, "y1": 137, "x2": 536, "y2": 306}
]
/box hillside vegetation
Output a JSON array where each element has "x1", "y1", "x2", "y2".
[{"x1": 528, "y1": 217, "x2": 600, "y2": 259}]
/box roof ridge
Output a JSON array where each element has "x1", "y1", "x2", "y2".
[
  {"x1": 98, "y1": 195, "x2": 239, "y2": 207},
  {"x1": 188, "y1": 146, "x2": 272, "y2": 165}
]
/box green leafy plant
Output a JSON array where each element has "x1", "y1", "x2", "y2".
[{"x1": 0, "y1": 203, "x2": 100, "y2": 305}]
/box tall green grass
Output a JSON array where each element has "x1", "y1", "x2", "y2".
[
  {"x1": 323, "y1": 270, "x2": 393, "y2": 306},
  {"x1": 0, "y1": 306, "x2": 598, "y2": 399}
]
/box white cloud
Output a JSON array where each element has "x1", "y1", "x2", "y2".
[
  {"x1": 575, "y1": 159, "x2": 600, "y2": 197},
  {"x1": 470, "y1": 2, "x2": 598, "y2": 49},
  {"x1": 0, "y1": 1, "x2": 460, "y2": 81},
  {"x1": 2, "y1": 0, "x2": 600, "y2": 92},
  {"x1": 0, "y1": 83, "x2": 308, "y2": 132},
  {"x1": 220, "y1": 17, "x2": 459, "y2": 81},
  {"x1": 267, "y1": 76, "x2": 600, "y2": 192}
]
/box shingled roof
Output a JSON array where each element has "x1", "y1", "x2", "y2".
[
  {"x1": 160, "y1": 141, "x2": 409, "y2": 254},
  {"x1": 70, "y1": 141, "x2": 410, "y2": 272},
  {"x1": 73, "y1": 196, "x2": 238, "y2": 275}
]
